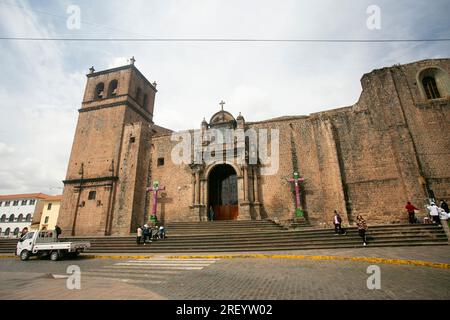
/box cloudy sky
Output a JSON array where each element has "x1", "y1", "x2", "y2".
[{"x1": 0, "y1": 0, "x2": 449, "y2": 195}]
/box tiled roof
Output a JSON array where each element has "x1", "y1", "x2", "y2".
[
  {"x1": 41, "y1": 195, "x2": 63, "y2": 201},
  {"x1": 0, "y1": 193, "x2": 53, "y2": 201}
]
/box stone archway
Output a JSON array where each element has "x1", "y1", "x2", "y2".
[{"x1": 208, "y1": 164, "x2": 239, "y2": 220}]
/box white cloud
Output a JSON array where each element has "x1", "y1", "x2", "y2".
[{"x1": 0, "y1": 0, "x2": 449, "y2": 194}]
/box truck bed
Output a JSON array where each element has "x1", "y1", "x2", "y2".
[{"x1": 33, "y1": 241, "x2": 90, "y2": 252}]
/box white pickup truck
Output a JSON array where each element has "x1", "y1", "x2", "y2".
[{"x1": 16, "y1": 230, "x2": 90, "y2": 261}]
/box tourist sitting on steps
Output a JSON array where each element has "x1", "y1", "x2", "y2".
[
  {"x1": 158, "y1": 226, "x2": 166, "y2": 239},
  {"x1": 142, "y1": 223, "x2": 152, "y2": 244},
  {"x1": 356, "y1": 215, "x2": 368, "y2": 246}
]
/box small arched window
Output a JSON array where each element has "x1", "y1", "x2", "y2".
[
  {"x1": 108, "y1": 80, "x2": 118, "y2": 97},
  {"x1": 95, "y1": 82, "x2": 105, "y2": 100},
  {"x1": 136, "y1": 87, "x2": 142, "y2": 104},
  {"x1": 26, "y1": 214, "x2": 32, "y2": 222},
  {"x1": 422, "y1": 76, "x2": 440, "y2": 100},
  {"x1": 17, "y1": 214, "x2": 23, "y2": 222},
  {"x1": 0, "y1": 215, "x2": 5, "y2": 222},
  {"x1": 143, "y1": 94, "x2": 148, "y2": 109},
  {"x1": 9, "y1": 214, "x2": 15, "y2": 222},
  {"x1": 4, "y1": 228, "x2": 10, "y2": 236},
  {"x1": 13, "y1": 227, "x2": 20, "y2": 236}
]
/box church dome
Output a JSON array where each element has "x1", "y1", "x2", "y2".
[{"x1": 209, "y1": 110, "x2": 236, "y2": 124}]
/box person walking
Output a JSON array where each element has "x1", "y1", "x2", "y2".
[
  {"x1": 136, "y1": 226, "x2": 143, "y2": 245},
  {"x1": 54, "y1": 225, "x2": 62, "y2": 240},
  {"x1": 356, "y1": 215, "x2": 368, "y2": 246},
  {"x1": 333, "y1": 210, "x2": 347, "y2": 235},
  {"x1": 427, "y1": 202, "x2": 441, "y2": 226},
  {"x1": 405, "y1": 202, "x2": 419, "y2": 224},
  {"x1": 209, "y1": 205, "x2": 215, "y2": 221},
  {"x1": 440, "y1": 200, "x2": 449, "y2": 214}
]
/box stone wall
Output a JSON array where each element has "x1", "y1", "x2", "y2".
[{"x1": 58, "y1": 58, "x2": 450, "y2": 235}]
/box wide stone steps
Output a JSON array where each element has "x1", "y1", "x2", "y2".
[{"x1": 0, "y1": 222, "x2": 447, "y2": 254}]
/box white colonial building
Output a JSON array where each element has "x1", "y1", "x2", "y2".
[{"x1": 0, "y1": 193, "x2": 50, "y2": 238}]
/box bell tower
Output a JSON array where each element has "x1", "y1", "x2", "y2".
[{"x1": 58, "y1": 58, "x2": 157, "y2": 236}]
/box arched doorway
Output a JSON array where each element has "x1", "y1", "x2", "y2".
[{"x1": 208, "y1": 164, "x2": 238, "y2": 220}]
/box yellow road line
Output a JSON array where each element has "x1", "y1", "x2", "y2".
[
  {"x1": 167, "y1": 254, "x2": 450, "y2": 270},
  {"x1": 1, "y1": 253, "x2": 449, "y2": 270},
  {"x1": 0, "y1": 255, "x2": 15, "y2": 259}
]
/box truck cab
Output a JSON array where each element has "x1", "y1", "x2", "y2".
[{"x1": 16, "y1": 230, "x2": 90, "y2": 261}]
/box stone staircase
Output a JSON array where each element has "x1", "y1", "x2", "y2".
[{"x1": 0, "y1": 221, "x2": 447, "y2": 254}]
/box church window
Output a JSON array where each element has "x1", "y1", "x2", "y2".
[
  {"x1": 157, "y1": 158, "x2": 165, "y2": 166},
  {"x1": 4, "y1": 228, "x2": 10, "y2": 236},
  {"x1": 9, "y1": 214, "x2": 15, "y2": 222},
  {"x1": 108, "y1": 80, "x2": 118, "y2": 97},
  {"x1": 136, "y1": 87, "x2": 142, "y2": 103},
  {"x1": 13, "y1": 200, "x2": 19, "y2": 206},
  {"x1": 44, "y1": 216, "x2": 49, "y2": 224},
  {"x1": 47, "y1": 203, "x2": 52, "y2": 210},
  {"x1": 0, "y1": 215, "x2": 6, "y2": 222},
  {"x1": 418, "y1": 67, "x2": 450, "y2": 101},
  {"x1": 422, "y1": 76, "x2": 440, "y2": 100},
  {"x1": 18, "y1": 214, "x2": 23, "y2": 222},
  {"x1": 26, "y1": 214, "x2": 32, "y2": 222},
  {"x1": 13, "y1": 227, "x2": 20, "y2": 236},
  {"x1": 95, "y1": 82, "x2": 105, "y2": 99},
  {"x1": 88, "y1": 191, "x2": 96, "y2": 200}
]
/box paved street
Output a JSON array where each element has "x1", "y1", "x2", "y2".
[{"x1": 0, "y1": 246, "x2": 449, "y2": 300}]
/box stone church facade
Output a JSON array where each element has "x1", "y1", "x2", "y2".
[{"x1": 58, "y1": 58, "x2": 450, "y2": 236}]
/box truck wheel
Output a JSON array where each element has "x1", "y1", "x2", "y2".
[
  {"x1": 20, "y1": 250, "x2": 30, "y2": 261},
  {"x1": 50, "y1": 251, "x2": 60, "y2": 261}
]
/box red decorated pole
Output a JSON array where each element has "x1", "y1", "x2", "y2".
[
  {"x1": 287, "y1": 172, "x2": 304, "y2": 218},
  {"x1": 147, "y1": 181, "x2": 165, "y2": 223}
]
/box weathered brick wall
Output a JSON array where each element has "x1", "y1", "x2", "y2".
[
  {"x1": 149, "y1": 133, "x2": 194, "y2": 223},
  {"x1": 59, "y1": 59, "x2": 450, "y2": 235},
  {"x1": 391, "y1": 60, "x2": 450, "y2": 201},
  {"x1": 248, "y1": 117, "x2": 348, "y2": 227}
]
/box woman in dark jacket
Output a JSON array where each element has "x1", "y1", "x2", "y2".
[{"x1": 356, "y1": 215, "x2": 368, "y2": 246}]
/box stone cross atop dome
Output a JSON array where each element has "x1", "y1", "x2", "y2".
[{"x1": 219, "y1": 100, "x2": 225, "y2": 111}]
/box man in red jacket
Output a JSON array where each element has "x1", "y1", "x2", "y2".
[{"x1": 405, "y1": 202, "x2": 418, "y2": 224}]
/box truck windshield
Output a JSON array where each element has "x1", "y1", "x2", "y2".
[{"x1": 21, "y1": 232, "x2": 34, "y2": 240}]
